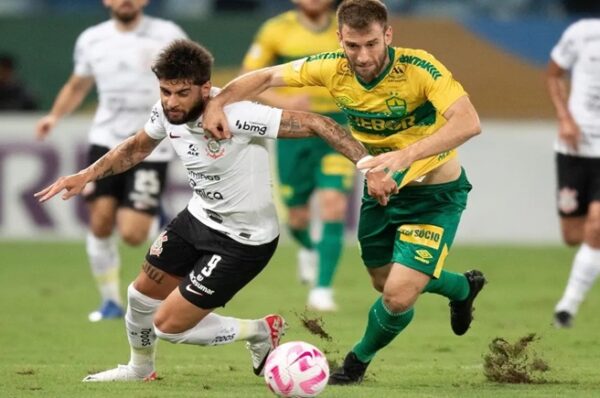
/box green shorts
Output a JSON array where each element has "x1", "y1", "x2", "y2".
[
  {"x1": 358, "y1": 168, "x2": 472, "y2": 278},
  {"x1": 277, "y1": 136, "x2": 355, "y2": 207}
]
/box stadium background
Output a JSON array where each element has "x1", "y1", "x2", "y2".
[
  {"x1": 3, "y1": 2, "x2": 600, "y2": 397},
  {"x1": 0, "y1": 0, "x2": 582, "y2": 242}
]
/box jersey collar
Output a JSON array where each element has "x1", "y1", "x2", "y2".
[{"x1": 355, "y1": 46, "x2": 395, "y2": 90}]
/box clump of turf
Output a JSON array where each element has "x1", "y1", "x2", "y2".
[
  {"x1": 483, "y1": 333, "x2": 550, "y2": 383},
  {"x1": 297, "y1": 310, "x2": 332, "y2": 341}
]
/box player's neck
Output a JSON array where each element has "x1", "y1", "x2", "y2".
[
  {"x1": 113, "y1": 14, "x2": 144, "y2": 32},
  {"x1": 297, "y1": 10, "x2": 332, "y2": 32}
]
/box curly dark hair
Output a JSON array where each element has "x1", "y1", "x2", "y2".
[
  {"x1": 152, "y1": 39, "x2": 214, "y2": 85},
  {"x1": 337, "y1": 0, "x2": 388, "y2": 30}
]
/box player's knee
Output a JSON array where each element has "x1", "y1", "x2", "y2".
[
  {"x1": 89, "y1": 221, "x2": 113, "y2": 238},
  {"x1": 584, "y1": 219, "x2": 600, "y2": 244},
  {"x1": 320, "y1": 191, "x2": 347, "y2": 221},
  {"x1": 154, "y1": 323, "x2": 187, "y2": 344},
  {"x1": 370, "y1": 276, "x2": 385, "y2": 292},
  {"x1": 153, "y1": 311, "x2": 186, "y2": 337},
  {"x1": 382, "y1": 292, "x2": 413, "y2": 313},
  {"x1": 120, "y1": 228, "x2": 147, "y2": 246},
  {"x1": 288, "y1": 207, "x2": 310, "y2": 229},
  {"x1": 562, "y1": 229, "x2": 583, "y2": 246}
]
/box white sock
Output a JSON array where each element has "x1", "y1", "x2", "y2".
[
  {"x1": 154, "y1": 313, "x2": 267, "y2": 346},
  {"x1": 556, "y1": 243, "x2": 600, "y2": 315},
  {"x1": 125, "y1": 284, "x2": 162, "y2": 376},
  {"x1": 86, "y1": 232, "x2": 121, "y2": 305}
]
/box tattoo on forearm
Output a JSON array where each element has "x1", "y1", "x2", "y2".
[
  {"x1": 90, "y1": 135, "x2": 158, "y2": 181},
  {"x1": 279, "y1": 114, "x2": 306, "y2": 136},
  {"x1": 314, "y1": 117, "x2": 368, "y2": 163},
  {"x1": 142, "y1": 261, "x2": 165, "y2": 284}
]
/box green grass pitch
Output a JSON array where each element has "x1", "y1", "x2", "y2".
[{"x1": 2, "y1": 242, "x2": 600, "y2": 397}]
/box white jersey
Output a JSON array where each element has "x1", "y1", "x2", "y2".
[
  {"x1": 551, "y1": 19, "x2": 600, "y2": 157},
  {"x1": 74, "y1": 16, "x2": 187, "y2": 162},
  {"x1": 144, "y1": 96, "x2": 283, "y2": 245}
]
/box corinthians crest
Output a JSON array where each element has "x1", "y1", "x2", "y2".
[{"x1": 204, "y1": 135, "x2": 225, "y2": 159}]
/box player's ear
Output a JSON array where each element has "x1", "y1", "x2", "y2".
[
  {"x1": 384, "y1": 25, "x2": 393, "y2": 46},
  {"x1": 201, "y1": 81, "x2": 212, "y2": 98}
]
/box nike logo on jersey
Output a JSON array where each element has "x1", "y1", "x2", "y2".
[
  {"x1": 169, "y1": 131, "x2": 181, "y2": 139},
  {"x1": 185, "y1": 284, "x2": 204, "y2": 296}
]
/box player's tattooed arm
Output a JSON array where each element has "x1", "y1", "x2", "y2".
[
  {"x1": 278, "y1": 110, "x2": 368, "y2": 163},
  {"x1": 89, "y1": 130, "x2": 161, "y2": 180},
  {"x1": 34, "y1": 129, "x2": 161, "y2": 203}
]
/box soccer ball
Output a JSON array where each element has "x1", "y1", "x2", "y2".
[{"x1": 264, "y1": 341, "x2": 329, "y2": 397}]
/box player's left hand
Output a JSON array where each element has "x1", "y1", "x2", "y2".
[
  {"x1": 358, "y1": 149, "x2": 415, "y2": 182},
  {"x1": 34, "y1": 172, "x2": 90, "y2": 203}
]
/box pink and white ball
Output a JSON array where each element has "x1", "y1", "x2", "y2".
[{"x1": 264, "y1": 341, "x2": 330, "y2": 397}]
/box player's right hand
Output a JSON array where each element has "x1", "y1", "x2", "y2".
[
  {"x1": 35, "y1": 114, "x2": 58, "y2": 141},
  {"x1": 203, "y1": 100, "x2": 231, "y2": 140},
  {"x1": 365, "y1": 169, "x2": 398, "y2": 206},
  {"x1": 34, "y1": 171, "x2": 90, "y2": 203},
  {"x1": 559, "y1": 117, "x2": 581, "y2": 152}
]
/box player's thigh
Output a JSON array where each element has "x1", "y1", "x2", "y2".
[
  {"x1": 556, "y1": 153, "x2": 589, "y2": 218},
  {"x1": 177, "y1": 236, "x2": 278, "y2": 313},
  {"x1": 133, "y1": 261, "x2": 183, "y2": 300},
  {"x1": 121, "y1": 161, "x2": 168, "y2": 216},
  {"x1": 117, "y1": 208, "x2": 155, "y2": 246},
  {"x1": 277, "y1": 138, "x2": 317, "y2": 208},
  {"x1": 87, "y1": 197, "x2": 119, "y2": 237},
  {"x1": 316, "y1": 151, "x2": 355, "y2": 220},
  {"x1": 391, "y1": 171, "x2": 471, "y2": 279},
  {"x1": 357, "y1": 193, "x2": 397, "y2": 269}
]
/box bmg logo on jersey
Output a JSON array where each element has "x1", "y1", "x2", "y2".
[{"x1": 235, "y1": 119, "x2": 267, "y2": 135}]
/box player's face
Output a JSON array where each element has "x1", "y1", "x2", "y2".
[
  {"x1": 338, "y1": 22, "x2": 392, "y2": 83},
  {"x1": 103, "y1": 0, "x2": 148, "y2": 24},
  {"x1": 294, "y1": 0, "x2": 334, "y2": 17},
  {"x1": 159, "y1": 79, "x2": 211, "y2": 125}
]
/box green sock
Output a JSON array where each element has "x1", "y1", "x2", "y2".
[
  {"x1": 289, "y1": 226, "x2": 313, "y2": 250},
  {"x1": 353, "y1": 296, "x2": 415, "y2": 363},
  {"x1": 422, "y1": 270, "x2": 469, "y2": 301},
  {"x1": 316, "y1": 222, "x2": 344, "y2": 287}
]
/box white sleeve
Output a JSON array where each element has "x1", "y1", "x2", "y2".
[
  {"x1": 144, "y1": 101, "x2": 168, "y2": 140},
  {"x1": 171, "y1": 22, "x2": 188, "y2": 40},
  {"x1": 73, "y1": 31, "x2": 93, "y2": 77},
  {"x1": 224, "y1": 101, "x2": 282, "y2": 139},
  {"x1": 551, "y1": 21, "x2": 583, "y2": 70}
]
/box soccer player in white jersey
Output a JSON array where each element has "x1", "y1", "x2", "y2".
[
  {"x1": 35, "y1": 40, "x2": 371, "y2": 382},
  {"x1": 547, "y1": 18, "x2": 600, "y2": 328},
  {"x1": 35, "y1": 0, "x2": 187, "y2": 322}
]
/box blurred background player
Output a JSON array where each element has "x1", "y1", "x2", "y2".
[
  {"x1": 0, "y1": 53, "x2": 38, "y2": 111},
  {"x1": 241, "y1": 0, "x2": 354, "y2": 311},
  {"x1": 35, "y1": 0, "x2": 187, "y2": 322},
  {"x1": 547, "y1": 18, "x2": 600, "y2": 328}
]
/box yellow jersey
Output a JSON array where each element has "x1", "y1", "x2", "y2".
[
  {"x1": 242, "y1": 10, "x2": 345, "y2": 121},
  {"x1": 282, "y1": 47, "x2": 468, "y2": 187}
]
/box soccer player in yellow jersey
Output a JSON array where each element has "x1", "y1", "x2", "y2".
[
  {"x1": 241, "y1": 0, "x2": 354, "y2": 311},
  {"x1": 205, "y1": 0, "x2": 487, "y2": 384}
]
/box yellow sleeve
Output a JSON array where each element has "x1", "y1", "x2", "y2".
[
  {"x1": 281, "y1": 54, "x2": 329, "y2": 88},
  {"x1": 414, "y1": 51, "x2": 467, "y2": 114},
  {"x1": 242, "y1": 22, "x2": 279, "y2": 70}
]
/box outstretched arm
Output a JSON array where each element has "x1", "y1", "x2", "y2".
[
  {"x1": 278, "y1": 110, "x2": 367, "y2": 164},
  {"x1": 546, "y1": 59, "x2": 579, "y2": 151},
  {"x1": 35, "y1": 130, "x2": 161, "y2": 202},
  {"x1": 205, "y1": 65, "x2": 288, "y2": 139},
  {"x1": 358, "y1": 96, "x2": 481, "y2": 178}
]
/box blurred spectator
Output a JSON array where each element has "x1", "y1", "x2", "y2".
[{"x1": 0, "y1": 54, "x2": 38, "y2": 111}]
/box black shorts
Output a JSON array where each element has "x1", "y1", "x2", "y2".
[
  {"x1": 145, "y1": 208, "x2": 279, "y2": 309},
  {"x1": 556, "y1": 153, "x2": 600, "y2": 217},
  {"x1": 84, "y1": 145, "x2": 168, "y2": 215}
]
